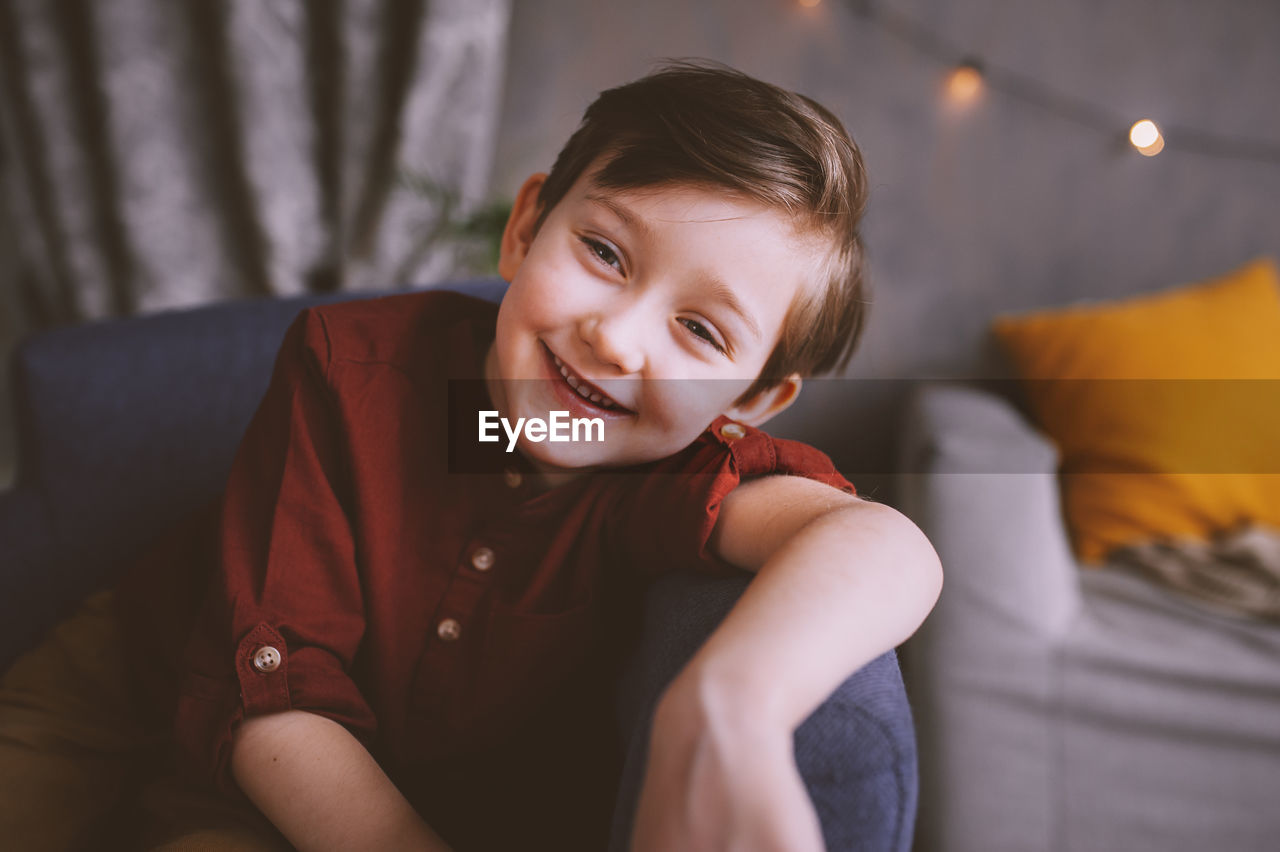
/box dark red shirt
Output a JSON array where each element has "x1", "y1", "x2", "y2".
[{"x1": 117, "y1": 290, "x2": 855, "y2": 815}]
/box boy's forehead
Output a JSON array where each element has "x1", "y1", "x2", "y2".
[{"x1": 571, "y1": 170, "x2": 828, "y2": 251}]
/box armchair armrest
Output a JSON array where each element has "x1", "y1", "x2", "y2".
[
  {"x1": 896, "y1": 383, "x2": 1085, "y2": 852},
  {"x1": 897, "y1": 382, "x2": 1081, "y2": 639}
]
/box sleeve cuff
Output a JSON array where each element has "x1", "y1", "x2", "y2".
[
  {"x1": 173, "y1": 621, "x2": 379, "y2": 798},
  {"x1": 235, "y1": 622, "x2": 291, "y2": 715}
]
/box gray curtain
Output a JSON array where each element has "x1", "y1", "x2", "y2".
[
  {"x1": 0, "y1": 0, "x2": 511, "y2": 333},
  {"x1": 0, "y1": 0, "x2": 510, "y2": 485}
]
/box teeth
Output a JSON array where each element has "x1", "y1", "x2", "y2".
[{"x1": 550, "y1": 350, "x2": 621, "y2": 409}]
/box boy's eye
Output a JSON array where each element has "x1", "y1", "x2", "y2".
[
  {"x1": 678, "y1": 317, "x2": 726, "y2": 354},
  {"x1": 581, "y1": 236, "x2": 623, "y2": 272}
]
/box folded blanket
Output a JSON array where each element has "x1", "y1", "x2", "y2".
[{"x1": 1106, "y1": 523, "x2": 1280, "y2": 622}]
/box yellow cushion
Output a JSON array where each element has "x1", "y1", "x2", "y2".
[{"x1": 991, "y1": 257, "x2": 1280, "y2": 564}]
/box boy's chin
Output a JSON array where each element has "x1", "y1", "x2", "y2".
[
  {"x1": 516, "y1": 437, "x2": 659, "y2": 472},
  {"x1": 516, "y1": 433, "x2": 696, "y2": 474},
  {"x1": 516, "y1": 441, "x2": 611, "y2": 473}
]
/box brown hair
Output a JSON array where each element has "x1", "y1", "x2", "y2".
[{"x1": 536, "y1": 60, "x2": 870, "y2": 404}]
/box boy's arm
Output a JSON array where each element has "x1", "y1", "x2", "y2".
[
  {"x1": 231, "y1": 710, "x2": 453, "y2": 852},
  {"x1": 692, "y1": 474, "x2": 942, "y2": 723},
  {"x1": 631, "y1": 475, "x2": 942, "y2": 851}
]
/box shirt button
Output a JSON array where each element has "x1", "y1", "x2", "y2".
[
  {"x1": 252, "y1": 646, "x2": 281, "y2": 673},
  {"x1": 471, "y1": 546, "x2": 496, "y2": 572},
  {"x1": 720, "y1": 422, "x2": 746, "y2": 440},
  {"x1": 503, "y1": 468, "x2": 523, "y2": 489},
  {"x1": 437, "y1": 618, "x2": 462, "y2": 642}
]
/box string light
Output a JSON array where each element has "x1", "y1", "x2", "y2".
[
  {"x1": 944, "y1": 59, "x2": 984, "y2": 106},
  {"x1": 1129, "y1": 119, "x2": 1165, "y2": 157},
  {"x1": 842, "y1": 0, "x2": 1280, "y2": 165}
]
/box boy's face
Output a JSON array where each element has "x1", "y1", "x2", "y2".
[{"x1": 485, "y1": 166, "x2": 824, "y2": 481}]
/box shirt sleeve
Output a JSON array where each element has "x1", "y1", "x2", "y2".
[
  {"x1": 614, "y1": 417, "x2": 858, "y2": 580},
  {"x1": 172, "y1": 308, "x2": 378, "y2": 796}
]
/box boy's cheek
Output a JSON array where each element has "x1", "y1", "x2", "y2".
[
  {"x1": 659, "y1": 381, "x2": 747, "y2": 420},
  {"x1": 504, "y1": 286, "x2": 565, "y2": 331}
]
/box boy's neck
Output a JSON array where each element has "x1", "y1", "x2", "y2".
[{"x1": 525, "y1": 466, "x2": 584, "y2": 494}]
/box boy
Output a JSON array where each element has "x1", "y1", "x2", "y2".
[
  {"x1": 215, "y1": 61, "x2": 940, "y2": 851},
  {"x1": 5, "y1": 61, "x2": 941, "y2": 850}
]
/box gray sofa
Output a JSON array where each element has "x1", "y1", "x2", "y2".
[{"x1": 896, "y1": 383, "x2": 1280, "y2": 852}]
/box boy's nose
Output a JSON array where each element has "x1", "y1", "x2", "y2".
[{"x1": 579, "y1": 308, "x2": 646, "y2": 375}]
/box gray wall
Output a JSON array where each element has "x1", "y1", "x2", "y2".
[{"x1": 493, "y1": 0, "x2": 1280, "y2": 501}]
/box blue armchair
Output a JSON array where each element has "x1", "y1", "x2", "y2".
[{"x1": 0, "y1": 279, "x2": 917, "y2": 850}]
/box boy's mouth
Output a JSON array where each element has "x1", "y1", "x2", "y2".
[{"x1": 543, "y1": 343, "x2": 634, "y2": 414}]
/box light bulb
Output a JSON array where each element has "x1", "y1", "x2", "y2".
[
  {"x1": 944, "y1": 60, "x2": 984, "y2": 106},
  {"x1": 1129, "y1": 119, "x2": 1164, "y2": 156},
  {"x1": 798, "y1": 0, "x2": 822, "y2": 7}
]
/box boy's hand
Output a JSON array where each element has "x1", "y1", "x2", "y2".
[
  {"x1": 630, "y1": 672, "x2": 825, "y2": 852},
  {"x1": 628, "y1": 474, "x2": 942, "y2": 851}
]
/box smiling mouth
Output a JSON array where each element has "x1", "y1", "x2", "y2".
[{"x1": 546, "y1": 346, "x2": 632, "y2": 412}]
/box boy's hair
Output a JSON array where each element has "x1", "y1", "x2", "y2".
[{"x1": 536, "y1": 60, "x2": 869, "y2": 404}]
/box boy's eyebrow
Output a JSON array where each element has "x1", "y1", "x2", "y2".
[
  {"x1": 703, "y1": 274, "x2": 762, "y2": 341},
  {"x1": 583, "y1": 192, "x2": 651, "y2": 239}
]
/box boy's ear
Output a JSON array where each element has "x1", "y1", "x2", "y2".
[
  {"x1": 498, "y1": 173, "x2": 548, "y2": 282},
  {"x1": 723, "y1": 375, "x2": 803, "y2": 428}
]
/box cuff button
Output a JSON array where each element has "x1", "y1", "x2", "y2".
[{"x1": 252, "y1": 645, "x2": 282, "y2": 673}]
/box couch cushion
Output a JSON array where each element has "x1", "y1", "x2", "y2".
[
  {"x1": 990, "y1": 257, "x2": 1280, "y2": 564},
  {"x1": 1059, "y1": 568, "x2": 1280, "y2": 851}
]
